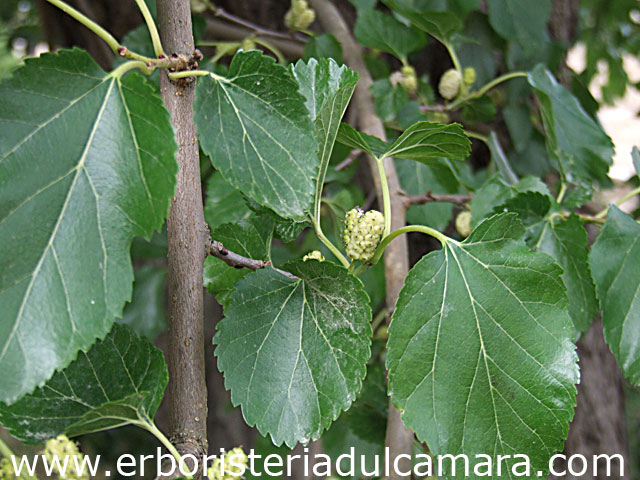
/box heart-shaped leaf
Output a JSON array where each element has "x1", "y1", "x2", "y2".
[
  {"x1": 0, "y1": 48, "x2": 177, "y2": 404},
  {"x1": 214, "y1": 261, "x2": 372, "y2": 447},
  {"x1": 387, "y1": 214, "x2": 578, "y2": 478}
]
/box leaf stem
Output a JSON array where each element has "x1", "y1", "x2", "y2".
[
  {"x1": 168, "y1": 70, "x2": 212, "y2": 80},
  {"x1": 144, "y1": 422, "x2": 184, "y2": 472},
  {"x1": 556, "y1": 182, "x2": 567, "y2": 204},
  {"x1": 108, "y1": 60, "x2": 154, "y2": 78},
  {"x1": 376, "y1": 156, "x2": 392, "y2": 236},
  {"x1": 0, "y1": 437, "x2": 39, "y2": 480},
  {"x1": 475, "y1": 71, "x2": 528, "y2": 98},
  {"x1": 595, "y1": 185, "x2": 640, "y2": 219},
  {"x1": 370, "y1": 225, "x2": 449, "y2": 265},
  {"x1": 44, "y1": 0, "x2": 120, "y2": 53},
  {"x1": 253, "y1": 38, "x2": 286, "y2": 64},
  {"x1": 312, "y1": 219, "x2": 350, "y2": 268},
  {"x1": 133, "y1": 0, "x2": 165, "y2": 57},
  {"x1": 0, "y1": 437, "x2": 14, "y2": 459},
  {"x1": 443, "y1": 40, "x2": 465, "y2": 95}
]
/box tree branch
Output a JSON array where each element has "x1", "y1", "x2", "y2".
[
  {"x1": 157, "y1": 0, "x2": 208, "y2": 474},
  {"x1": 205, "y1": 238, "x2": 299, "y2": 280},
  {"x1": 402, "y1": 191, "x2": 473, "y2": 207},
  {"x1": 308, "y1": 2, "x2": 413, "y2": 477}
]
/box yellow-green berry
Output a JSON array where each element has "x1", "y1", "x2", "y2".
[
  {"x1": 343, "y1": 208, "x2": 385, "y2": 262},
  {"x1": 399, "y1": 65, "x2": 418, "y2": 94},
  {"x1": 284, "y1": 1, "x2": 316, "y2": 31},
  {"x1": 190, "y1": 0, "x2": 207, "y2": 13},
  {"x1": 455, "y1": 211, "x2": 472, "y2": 238},
  {"x1": 438, "y1": 69, "x2": 462, "y2": 100},
  {"x1": 463, "y1": 67, "x2": 476, "y2": 87},
  {"x1": 43, "y1": 435, "x2": 88, "y2": 480},
  {"x1": 428, "y1": 111, "x2": 450, "y2": 124},
  {"x1": 240, "y1": 37, "x2": 256, "y2": 51},
  {"x1": 303, "y1": 250, "x2": 325, "y2": 262},
  {"x1": 0, "y1": 458, "x2": 24, "y2": 480},
  {"x1": 207, "y1": 447, "x2": 248, "y2": 480}
]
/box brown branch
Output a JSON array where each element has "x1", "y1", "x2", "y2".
[
  {"x1": 309, "y1": 2, "x2": 413, "y2": 478},
  {"x1": 157, "y1": 0, "x2": 208, "y2": 474},
  {"x1": 205, "y1": 238, "x2": 299, "y2": 280},
  {"x1": 204, "y1": 18, "x2": 305, "y2": 58},
  {"x1": 403, "y1": 191, "x2": 473, "y2": 207},
  {"x1": 335, "y1": 148, "x2": 362, "y2": 171}
]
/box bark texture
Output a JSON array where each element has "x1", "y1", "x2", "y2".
[{"x1": 157, "y1": 0, "x2": 208, "y2": 466}]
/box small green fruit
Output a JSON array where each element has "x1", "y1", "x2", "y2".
[
  {"x1": 343, "y1": 208, "x2": 385, "y2": 262},
  {"x1": 463, "y1": 67, "x2": 477, "y2": 87},
  {"x1": 303, "y1": 250, "x2": 325, "y2": 262},
  {"x1": 456, "y1": 211, "x2": 472, "y2": 238},
  {"x1": 438, "y1": 69, "x2": 462, "y2": 100},
  {"x1": 285, "y1": 0, "x2": 316, "y2": 31}
]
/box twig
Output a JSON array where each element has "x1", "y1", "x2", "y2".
[
  {"x1": 402, "y1": 191, "x2": 473, "y2": 207},
  {"x1": 206, "y1": 2, "x2": 306, "y2": 42},
  {"x1": 335, "y1": 149, "x2": 362, "y2": 171},
  {"x1": 206, "y1": 238, "x2": 299, "y2": 280},
  {"x1": 204, "y1": 18, "x2": 305, "y2": 58}
]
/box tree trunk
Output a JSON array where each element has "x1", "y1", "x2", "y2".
[{"x1": 157, "y1": 0, "x2": 208, "y2": 471}]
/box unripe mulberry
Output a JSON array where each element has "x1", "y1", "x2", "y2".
[
  {"x1": 438, "y1": 69, "x2": 462, "y2": 100},
  {"x1": 463, "y1": 67, "x2": 476, "y2": 87},
  {"x1": 303, "y1": 250, "x2": 325, "y2": 262},
  {"x1": 43, "y1": 435, "x2": 88, "y2": 480},
  {"x1": 343, "y1": 208, "x2": 385, "y2": 262},
  {"x1": 207, "y1": 447, "x2": 248, "y2": 480},
  {"x1": 399, "y1": 65, "x2": 418, "y2": 94},
  {"x1": 456, "y1": 211, "x2": 472, "y2": 238},
  {"x1": 285, "y1": 1, "x2": 316, "y2": 31},
  {"x1": 0, "y1": 458, "x2": 24, "y2": 480}
]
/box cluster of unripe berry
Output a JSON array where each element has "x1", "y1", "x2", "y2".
[
  {"x1": 284, "y1": 1, "x2": 316, "y2": 31},
  {"x1": 343, "y1": 208, "x2": 385, "y2": 262},
  {"x1": 207, "y1": 447, "x2": 248, "y2": 480},
  {"x1": 43, "y1": 435, "x2": 88, "y2": 480}
]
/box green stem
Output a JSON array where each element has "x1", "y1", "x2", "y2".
[
  {"x1": 44, "y1": 0, "x2": 120, "y2": 53},
  {"x1": 312, "y1": 219, "x2": 350, "y2": 268},
  {"x1": 144, "y1": 422, "x2": 183, "y2": 472},
  {"x1": 443, "y1": 41, "x2": 466, "y2": 96},
  {"x1": 595, "y1": 185, "x2": 640, "y2": 219},
  {"x1": 371, "y1": 225, "x2": 450, "y2": 265},
  {"x1": 466, "y1": 130, "x2": 488, "y2": 144},
  {"x1": 376, "y1": 157, "x2": 392, "y2": 237},
  {"x1": 0, "y1": 437, "x2": 39, "y2": 480},
  {"x1": 475, "y1": 71, "x2": 528, "y2": 98},
  {"x1": 556, "y1": 182, "x2": 567, "y2": 204},
  {"x1": 108, "y1": 60, "x2": 154, "y2": 78},
  {"x1": 0, "y1": 437, "x2": 14, "y2": 459},
  {"x1": 133, "y1": 0, "x2": 165, "y2": 57},
  {"x1": 168, "y1": 70, "x2": 212, "y2": 80},
  {"x1": 253, "y1": 38, "x2": 286, "y2": 64}
]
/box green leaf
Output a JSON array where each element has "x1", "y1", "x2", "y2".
[
  {"x1": 0, "y1": 49, "x2": 177, "y2": 404},
  {"x1": 354, "y1": 9, "x2": 427, "y2": 59},
  {"x1": 382, "y1": 0, "x2": 462, "y2": 42},
  {"x1": 470, "y1": 175, "x2": 550, "y2": 226},
  {"x1": 633, "y1": 146, "x2": 640, "y2": 176},
  {"x1": 487, "y1": 131, "x2": 518, "y2": 185},
  {"x1": 0, "y1": 324, "x2": 168, "y2": 443},
  {"x1": 528, "y1": 65, "x2": 614, "y2": 184},
  {"x1": 194, "y1": 51, "x2": 318, "y2": 219},
  {"x1": 119, "y1": 265, "x2": 168, "y2": 339},
  {"x1": 204, "y1": 172, "x2": 252, "y2": 230},
  {"x1": 384, "y1": 121, "x2": 471, "y2": 163},
  {"x1": 533, "y1": 215, "x2": 598, "y2": 333},
  {"x1": 486, "y1": 0, "x2": 551, "y2": 54},
  {"x1": 302, "y1": 34, "x2": 343, "y2": 64},
  {"x1": 461, "y1": 96, "x2": 496, "y2": 124},
  {"x1": 214, "y1": 261, "x2": 372, "y2": 447},
  {"x1": 336, "y1": 122, "x2": 388, "y2": 158},
  {"x1": 204, "y1": 216, "x2": 274, "y2": 307},
  {"x1": 371, "y1": 79, "x2": 410, "y2": 122},
  {"x1": 387, "y1": 214, "x2": 578, "y2": 478},
  {"x1": 245, "y1": 198, "x2": 309, "y2": 243},
  {"x1": 291, "y1": 59, "x2": 359, "y2": 223},
  {"x1": 590, "y1": 206, "x2": 640, "y2": 385}
]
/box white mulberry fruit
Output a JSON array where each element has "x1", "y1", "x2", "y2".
[
  {"x1": 43, "y1": 435, "x2": 88, "y2": 480},
  {"x1": 456, "y1": 211, "x2": 472, "y2": 238},
  {"x1": 438, "y1": 68, "x2": 462, "y2": 100},
  {"x1": 303, "y1": 250, "x2": 325, "y2": 262},
  {"x1": 284, "y1": 1, "x2": 316, "y2": 31},
  {"x1": 343, "y1": 208, "x2": 385, "y2": 262}
]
